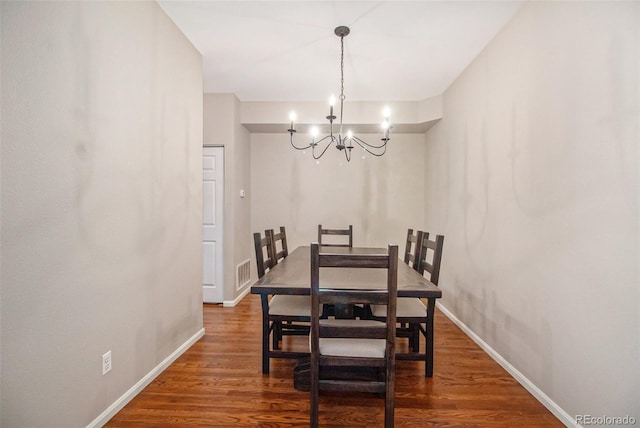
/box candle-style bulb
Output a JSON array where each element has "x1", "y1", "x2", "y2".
[
  {"x1": 381, "y1": 119, "x2": 390, "y2": 139},
  {"x1": 289, "y1": 111, "x2": 297, "y2": 131},
  {"x1": 328, "y1": 95, "x2": 335, "y2": 119},
  {"x1": 382, "y1": 106, "x2": 391, "y2": 119}
]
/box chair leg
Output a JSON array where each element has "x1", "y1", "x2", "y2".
[
  {"x1": 321, "y1": 304, "x2": 332, "y2": 319},
  {"x1": 407, "y1": 324, "x2": 415, "y2": 351},
  {"x1": 272, "y1": 321, "x2": 281, "y2": 350},
  {"x1": 310, "y1": 358, "x2": 319, "y2": 428},
  {"x1": 385, "y1": 400, "x2": 395, "y2": 428},
  {"x1": 277, "y1": 322, "x2": 284, "y2": 343},
  {"x1": 426, "y1": 299, "x2": 436, "y2": 377},
  {"x1": 260, "y1": 295, "x2": 270, "y2": 374},
  {"x1": 385, "y1": 360, "x2": 395, "y2": 428},
  {"x1": 411, "y1": 323, "x2": 420, "y2": 353}
]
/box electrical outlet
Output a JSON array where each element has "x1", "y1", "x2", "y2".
[{"x1": 102, "y1": 351, "x2": 112, "y2": 375}]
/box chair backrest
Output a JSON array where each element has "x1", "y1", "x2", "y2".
[
  {"x1": 310, "y1": 242, "x2": 398, "y2": 427},
  {"x1": 253, "y1": 230, "x2": 276, "y2": 279},
  {"x1": 271, "y1": 226, "x2": 289, "y2": 262},
  {"x1": 403, "y1": 229, "x2": 423, "y2": 271},
  {"x1": 317, "y1": 224, "x2": 353, "y2": 247},
  {"x1": 311, "y1": 242, "x2": 398, "y2": 326},
  {"x1": 416, "y1": 233, "x2": 444, "y2": 285}
]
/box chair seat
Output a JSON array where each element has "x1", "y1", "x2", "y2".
[
  {"x1": 316, "y1": 319, "x2": 386, "y2": 358},
  {"x1": 371, "y1": 297, "x2": 426, "y2": 318},
  {"x1": 269, "y1": 295, "x2": 311, "y2": 316}
]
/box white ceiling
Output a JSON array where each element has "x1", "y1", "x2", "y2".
[{"x1": 158, "y1": 1, "x2": 522, "y2": 102}]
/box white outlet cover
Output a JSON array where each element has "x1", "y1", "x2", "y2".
[{"x1": 102, "y1": 351, "x2": 112, "y2": 375}]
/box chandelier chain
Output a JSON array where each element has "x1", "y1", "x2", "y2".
[{"x1": 340, "y1": 35, "x2": 345, "y2": 100}]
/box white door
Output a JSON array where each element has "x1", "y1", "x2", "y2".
[{"x1": 202, "y1": 147, "x2": 224, "y2": 303}]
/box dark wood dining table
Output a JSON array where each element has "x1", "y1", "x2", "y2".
[{"x1": 250, "y1": 245, "x2": 443, "y2": 377}]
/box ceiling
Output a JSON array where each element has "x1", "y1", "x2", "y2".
[{"x1": 158, "y1": 1, "x2": 522, "y2": 102}]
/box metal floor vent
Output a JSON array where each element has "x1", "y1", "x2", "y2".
[{"x1": 236, "y1": 259, "x2": 251, "y2": 290}]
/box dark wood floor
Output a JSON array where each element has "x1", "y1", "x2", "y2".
[{"x1": 106, "y1": 294, "x2": 562, "y2": 427}]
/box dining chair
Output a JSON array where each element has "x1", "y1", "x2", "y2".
[
  {"x1": 405, "y1": 232, "x2": 444, "y2": 350},
  {"x1": 317, "y1": 224, "x2": 353, "y2": 247},
  {"x1": 271, "y1": 226, "x2": 289, "y2": 262},
  {"x1": 393, "y1": 228, "x2": 424, "y2": 348},
  {"x1": 254, "y1": 230, "x2": 310, "y2": 351},
  {"x1": 318, "y1": 224, "x2": 355, "y2": 317},
  {"x1": 363, "y1": 228, "x2": 420, "y2": 321},
  {"x1": 310, "y1": 242, "x2": 398, "y2": 428},
  {"x1": 253, "y1": 230, "x2": 276, "y2": 278},
  {"x1": 269, "y1": 226, "x2": 308, "y2": 344},
  {"x1": 371, "y1": 232, "x2": 444, "y2": 376},
  {"x1": 403, "y1": 228, "x2": 423, "y2": 271}
]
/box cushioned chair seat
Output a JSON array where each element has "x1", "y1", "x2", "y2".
[
  {"x1": 269, "y1": 295, "x2": 311, "y2": 316},
  {"x1": 316, "y1": 319, "x2": 386, "y2": 358},
  {"x1": 371, "y1": 297, "x2": 426, "y2": 318}
]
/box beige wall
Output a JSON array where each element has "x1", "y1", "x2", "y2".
[
  {"x1": 204, "y1": 94, "x2": 252, "y2": 302},
  {"x1": 2, "y1": 1, "x2": 636, "y2": 426},
  {"x1": 1, "y1": 2, "x2": 203, "y2": 426},
  {"x1": 250, "y1": 132, "x2": 426, "y2": 283},
  {"x1": 234, "y1": 102, "x2": 252, "y2": 293},
  {"x1": 424, "y1": 1, "x2": 639, "y2": 421}
]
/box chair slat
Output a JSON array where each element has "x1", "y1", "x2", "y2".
[
  {"x1": 319, "y1": 379, "x2": 386, "y2": 394},
  {"x1": 319, "y1": 325, "x2": 387, "y2": 339},
  {"x1": 318, "y1": 224, "x2": 353, "y2": 247},
  {"x1": 318, "y1": 253, "x2": 389, "y2": 268},
  {"x1": 272, "y1": 226, "x2": 289, "y2": 261},
  {"x1": 417, "y1": 234, "x2": 444, "y2": 282},
  {"x1": 319, "y1": 291, "x2": 389, "y2": 306},
  {"x1": 253, "y1": 232, "x2": 275, "y2": 279},
  {"x1": 319, "y1": 356, "x2": 387, "y2": 368}
]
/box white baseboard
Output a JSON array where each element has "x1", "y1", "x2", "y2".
[
  {"x1": 436, "y1": 302, "x2": 577, "y2": 428},
  {"x1": 223, "y1": 285, "x2": 251, "y2": 307},
  {"x1": 87, "y1": 328, "x2": 206, "y2": 428}
]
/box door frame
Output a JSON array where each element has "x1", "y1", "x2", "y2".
[{"x1": 202, "y1": 146, "x2": 224, "y2": 303}]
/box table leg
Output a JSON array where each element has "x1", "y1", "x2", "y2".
[
  {"x1": 334, "y1": 303, "x2": 354, "y2": 319},
  {"x1": 260, "y1": 294, "x2": 270, "y2": 374},
  {"x1": 425, "y1": 298, "x2": 436, "y2": 377}
]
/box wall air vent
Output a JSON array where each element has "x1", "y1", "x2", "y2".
[{"x1": 236, "y1": 259, "x2": 251, "y2": 291}]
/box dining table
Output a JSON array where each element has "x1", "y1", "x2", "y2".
[{"x1": 250, "y1": 245, "x2": 443, "y2": 377}]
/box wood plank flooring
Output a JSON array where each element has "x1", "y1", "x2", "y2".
[{"x1": 106, "y1": 294, "x2": 562, "y2": 427}]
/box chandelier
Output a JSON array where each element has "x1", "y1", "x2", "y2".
[{"x1": 287, "y1": 26, "x2": 392, "y2": 162}]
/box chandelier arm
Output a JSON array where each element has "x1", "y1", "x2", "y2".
[
  {"x1": 351, "y1": 137, "x2": 388, "y2": 157},
  {"x1": 315, "y1": 135, "x2": 333, "y2": 146},
  {"x1": 290, "y1": 133, "x2": 335, "y2": 151},
  {"x1": 289, "y1": 133, "x2": 313, "y2": 150},
  {"x1": 352, "y1": 135, "x2": 389, "y2": 149},
  {"x1": 344, "y1": 147, "x2": 352, "y2": 162},
  {"x1": 367, "y1": 144, "x2": 388, "y2": 157},
  {"x1": 312, "y1": 136, "x2": 335, "y2": 160}
]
